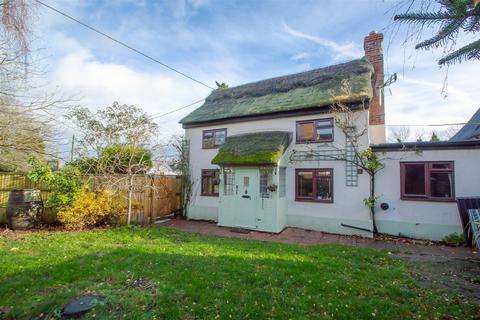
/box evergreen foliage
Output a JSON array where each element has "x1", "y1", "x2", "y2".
[{"x1": 395, "y1": 0, "x2": 480, "y2": 66}]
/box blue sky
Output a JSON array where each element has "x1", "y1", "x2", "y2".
[{"x1": 34, "y1": 0, "x2": 480, "y2": 150}]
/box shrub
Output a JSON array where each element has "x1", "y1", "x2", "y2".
[
  {"x1": 442, "y1": 232, "x2": 466, "y2": 246},
  {"x1": 58, "y1": 189, "x2": 127, "y2": 230},
  {"x1": 28, "y1": 158, "x2": 84, "y2": 209},
  {"x1": 99, "y1": 144, "x2": 153, "y2": 174}
]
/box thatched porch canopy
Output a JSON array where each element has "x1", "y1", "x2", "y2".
[
  {"x1": 211, "y1": 131, "x2": 291, "y2": 166},
  {"x1": 180, "y1": 58, "x2": 373, "y2": 126}
]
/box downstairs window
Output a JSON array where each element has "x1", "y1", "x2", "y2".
[
  {"x1": 295, "y1": 169, "x2": 333, "y2": 202},
  {"x1": 400, "y1": 162, "x2": 454, "y2": 201},
  {"x1": 201, "y1": 169, "x2": 220, "y2": 197}
]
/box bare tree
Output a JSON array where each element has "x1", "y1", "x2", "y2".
[
  {"x1": 388, "y1": 126, "x2": 411, "y2": 142},
  {"x1": 0, "y1": 0, "x2": 69, "y2": 171}
]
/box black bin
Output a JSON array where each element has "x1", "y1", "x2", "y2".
[{"x1": 6, "y1": 189, "x2": 43, "y2": 230}]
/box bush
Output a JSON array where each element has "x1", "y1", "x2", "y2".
[
  {"x1": 58, "y1": 189, "x2": 126, "y2": 230},
  {"x1": 28, "y1": 158, "x2": 84, "y2": 209},
  {"x1": 442, "y1": 232, "x2": 466, "y2": 246},
  {"x1": 99, "y1": 144, "x2": 153, "y2": 174}
]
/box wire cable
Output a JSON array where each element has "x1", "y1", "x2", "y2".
[
  {"x1": 149, "y1": 98, "x2": 205, "y2": 120},
  {"x1": 34, "y1": 0, "x2": 215, "y2": 90}
]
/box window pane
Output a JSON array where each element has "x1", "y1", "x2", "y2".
[
  {"x1": 224, "y1": 169, "x2": 235, "y2": 196},
  {"x1": 260, "y1": 169, "x2": 272, "y2": 198},
  {"x1": 316, "y1": 127, "x2": 333, "y2": 141},
  {"x1": 203, "y1": 132, "x2": 214, "y2": 148},
  {"x1": 202, "y1": 170, "x2": 219, "y2": 196},
  {"x1": 431, "y1": 163, "x2": 451, "y2": 170},
  {"x1": 430, "y1": 172, "x2": 453, "y2": 198},
  {"x1": 298, "y1": 171, "x2": 313, "y2": 198},
  {"x1": 316, "y1": 176, "x2": 332, "y2": 201},
  {"x1": 298, "y1": 122, "x2": 314, "y2": 141},
  {"x1": 202, "y1": 175, "x2": 213, "y2": 195},
  {"x1": 316, "y1": 119, "x2": 333, "y2": 127},
  {"x1": 243, "y1": 176, "x2": 249, "y2": 187},
  {"x1": 214, "y1": 130, "x2": 226, "y2": 145},
  {"x1": 404, "y1": 164, "x2": 426, "y2": 195}
]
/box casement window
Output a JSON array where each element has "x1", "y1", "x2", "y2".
[
  {"x1": 259, "y1": 168, "x2": 273, "y2": 198},
  {"x1": 400, "y1": 162, "x2": 454, "y2": 201},
  {"x1": 201, "y1": 169, "x2": 220, "y2": 196},
  {"x1": 296, "y1": 118, "x2": 334, "y2": 143},
  {"x1": 202, "y1": 128, "x2": 227, "y2": 149},
  {"x1": 223, "y1": 168, "x2": 235, "y2": 196},
  {"x1": 295, "y1": 169, "x2": 333, "y2": 202}
]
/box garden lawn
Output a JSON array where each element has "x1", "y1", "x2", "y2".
[{"x1": 0, "y1": 227, "x2": 478, "y2": 319}]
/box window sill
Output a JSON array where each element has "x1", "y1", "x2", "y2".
[
  {"x1": 295, "y1": 198, "x2": 333, "y2": 203},
  {"x1": 295, "y1": 140, "x2": 333, "y2": 145},
  {"x1": 400, "y1": 197, "x2": 455, "y2": 203}
]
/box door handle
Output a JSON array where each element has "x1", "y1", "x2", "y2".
[{"x1": 241, "y1": 195, "x2": 251, "y2": 199}]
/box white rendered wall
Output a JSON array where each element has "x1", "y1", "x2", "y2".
[
  {"x1": 375, "y1": 149, "x2": 480, "y2": 240},
  {"x1": 185, "y1": 110, "x2": 373, "y2": 236}
]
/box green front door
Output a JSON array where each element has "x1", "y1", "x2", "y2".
[{"x1": 234, "y1": 168, "x2": 258, "y2": 229}]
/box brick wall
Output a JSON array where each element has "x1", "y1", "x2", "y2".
[{"x1": 364, "y1": 31, "x2": 385, "y2": 126}]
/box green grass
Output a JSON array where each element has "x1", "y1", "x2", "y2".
[{"x1": 0, "y1": 227, "x2": 478, "y2": 319}]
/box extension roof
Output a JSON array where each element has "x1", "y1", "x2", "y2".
[
  {"x1": 180, "y1": 58, "x2": 373, "y2": 126},
  {"x1": 211, "y1": 131, "x2": 291, "y2": 166},
  {"x1": 450, "y1": 107, "x2": 480, "y2": 141}
]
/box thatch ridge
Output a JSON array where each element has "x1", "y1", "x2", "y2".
[
  {"x1": 181, "y1": 58, "x2": 373, "y2": 125},
  {"x1": 208, "y1": 58, "x2": 372, "y2": 102}
]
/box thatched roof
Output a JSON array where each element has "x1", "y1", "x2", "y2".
[
  {"x1": 180, "y1": 58, "x2": 373, "y2": 125},
  {"x1": 211, "y1": 131, "x2": 291, "y2": 166},
  {"x1": 450, "y1": 107, "x2": 480, "y2": 141}
]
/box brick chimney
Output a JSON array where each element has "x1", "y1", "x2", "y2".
[{"x1": 364, "y1": 31, "x2": 386, "y2": 144}]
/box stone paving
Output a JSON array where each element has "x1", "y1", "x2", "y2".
[{"x1": 161, "y1": 219, "x2": 476, "y2": 259}]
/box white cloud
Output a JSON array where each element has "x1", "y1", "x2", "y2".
[
  {"x1": 282, "y1": 22, "x2": 362, "y2": 60},
  {"x1": 51, "y1": 43, "x2": 210, "y2": 140},
  {"x1": 290, "y1": 52, "x2": 310, "y2": 61}
]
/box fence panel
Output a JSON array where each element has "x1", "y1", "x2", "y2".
[{"x1": 0, "y1": 173, "x2": 181, "y2": 225}]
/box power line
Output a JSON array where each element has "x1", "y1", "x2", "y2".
[
  {"x1": 34, "y1": 0, "x2": 215, "y2": 90},
  {"x1": 386, "y1": 123, "x2": 469, "y2": 127},
  {"x1": 150, "y1": 98, "x2": 205, "y2": 120}
]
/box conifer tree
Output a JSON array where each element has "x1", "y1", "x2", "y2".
[{"x1": 394, "y1": 0, "x2": 480, "y2": 66}]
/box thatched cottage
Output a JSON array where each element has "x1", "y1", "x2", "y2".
[{"x1": 179, "y1": 32, "x2": 480, "y2": 241}]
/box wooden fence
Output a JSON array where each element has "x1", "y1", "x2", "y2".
[{"x1": 0, "y1": 173, "x2": 181, "y2": 224}]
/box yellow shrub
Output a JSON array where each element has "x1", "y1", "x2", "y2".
[{"x1": 58, "y1": 189, "x2": 127, "y2": 230}]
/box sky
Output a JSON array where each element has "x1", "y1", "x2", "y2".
[{"x1": 32, "y1": 0, "x2": 480, "y2": 155}]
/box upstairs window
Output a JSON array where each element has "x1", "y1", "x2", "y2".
[
  {"x1": 296, "y1": 118, "x2": 334, "y2": 143},
  {"x1": 201, "y1": 169, "x2": 220, "y2": 197},
  {"x1": 202, "y1": 129, "x2": 227, "y2": 149},
  {"x1": 401, "y1": 162, "x2": 454, "y2": 201},
  {"x1": 295, "y1": 169, "x2": 333, "y2": 203}
]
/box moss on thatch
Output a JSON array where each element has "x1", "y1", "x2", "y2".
[
  {"x1": 211, "y1": 131, "x2": 291, "y2": 166},
  {"x1": 180, "y1": 58, "x2": 373, "y2": 125}
]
